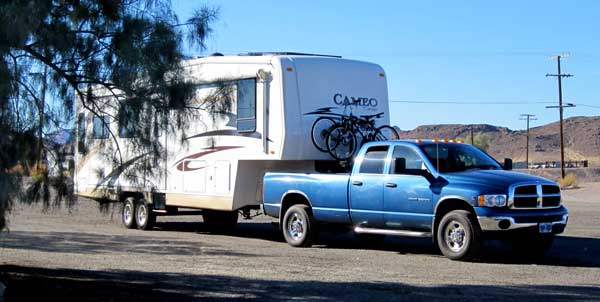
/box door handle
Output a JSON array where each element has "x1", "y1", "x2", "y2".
[
  {"x1": 385, "y1": 183, "x2": 397, "y2": 188},
  {"x1": 352, "y1": 180, "x2": 363, "y2": 186}
]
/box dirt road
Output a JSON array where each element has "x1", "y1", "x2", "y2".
[{"x1": 1, "y1": 183, "x2": 600, "y2": 301}]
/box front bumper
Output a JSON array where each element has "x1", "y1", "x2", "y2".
[{"x1": 475, "y1": 206, "x2": 568, "y2": 233}]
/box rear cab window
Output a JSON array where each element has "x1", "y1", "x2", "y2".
[{"x1": 359, "y1": 145, "x2": 390, "y2": 174}]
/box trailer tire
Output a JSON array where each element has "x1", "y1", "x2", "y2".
[
  {"x1": 282, "y1": 205, "x2": 317, "y2": 247},
  {"x1": 436, "y1": 210, "x2": 482, "y2": 261},
  {"x1": 202, "y1": 210, "x2": 238, "y2": 234},
  {"x1": 122, "y1": 197, "x2": 137, "y2": 229},
  {"x1": 135, "y1": 199, "x2": 156, "y2": 230}
]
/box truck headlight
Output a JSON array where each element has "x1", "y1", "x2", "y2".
[{"x1": 478, "y1": 194, "x2": 507, "y2": 207}]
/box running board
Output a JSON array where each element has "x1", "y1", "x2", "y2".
[{"x1": 354, "y1": 226, "x2": 431, "y2": 238}]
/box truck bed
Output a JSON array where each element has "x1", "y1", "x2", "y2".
[{"x1": 263, "y1": 172, "x2": 352, "y2": 224}]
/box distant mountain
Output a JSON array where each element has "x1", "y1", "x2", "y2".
[{"x1": 395, "y1": 116, "x2": 600, "y2": 167}]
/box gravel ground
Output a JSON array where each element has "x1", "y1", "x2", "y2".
[{"x1": 1, "y1": 183, "x2": 600, "y2": 301}]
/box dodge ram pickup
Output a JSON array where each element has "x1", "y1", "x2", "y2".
[{"x1": 263, "y1": 140, "x2": 568, "y2": 261}]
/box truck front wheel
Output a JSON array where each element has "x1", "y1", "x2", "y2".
[
  {"x1": 283, "y1": 205, "x2": 317, "y2": 247},
  {"x1": 437, "y1": 210, "x2": 482, "y2": 261}
]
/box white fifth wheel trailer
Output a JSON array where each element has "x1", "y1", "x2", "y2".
[{"x1": 74, "y1": 52, "x2": 391, "y2": 231}]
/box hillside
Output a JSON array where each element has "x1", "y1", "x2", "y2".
[{"x1": 395, "y1": 116, "x2": 600, "y2": 167}]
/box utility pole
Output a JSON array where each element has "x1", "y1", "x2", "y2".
[
  {"x1": 546, "y1": 54, "x2": 574, "y2": 179},
  {"x1": 519, "y1": 114, "x2": 537, "y2": 169},
  {"x1": 470, "y1": 126, "x2": 474, "y2": 145}
]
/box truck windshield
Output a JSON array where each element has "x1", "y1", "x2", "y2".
[{"x1": 419, "y1": 144, "x2": 502, "y2": 173}]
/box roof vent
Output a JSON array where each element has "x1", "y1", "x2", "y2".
[{"x1": 239, "y1": 52, "x2": 341, "y2": 58}]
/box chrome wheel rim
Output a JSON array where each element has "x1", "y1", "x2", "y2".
[
  {"x1": 137, "y1": 204, "x2": 147, "y2": 226},
  {"x1": 445, "y1": 221, "x2": 467, "y2": 252},
  {"x1": 123, "y1": 203, "x2": 133, "y2": 225},
  {"x1": 287, "y1": 213, "x2": 305, "y2": 241}
]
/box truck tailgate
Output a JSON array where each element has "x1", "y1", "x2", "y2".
[{"x1": 263, "y1": 172, "x2": 351, "y2": 223}]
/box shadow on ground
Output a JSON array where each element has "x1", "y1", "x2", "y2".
[
  {"x1": 1, "y1": 265, "x2": 599, "y2": 302},
  {"x1": 3, "y1": 220, "x2": 600, "y2": 268}
]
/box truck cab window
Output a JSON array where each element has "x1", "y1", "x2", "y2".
[
  {"x1": 390, "y1": 145, "x2": 424, "y2": 175},
  {"x1": 236, "y1": 78, "x2": 256, "y2": 132},
  {"x1": 359, "y1": 146, "x2": 389, "y2": 174},
  {"x1": 420, "y1": 144, "x2": 501, "y2": 173},
  {"x1": 93, "y1": 115, "x2": 110, "y2": 139}
]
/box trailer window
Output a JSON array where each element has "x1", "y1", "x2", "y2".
[
  {"x1": 77, "y1": 113, "x2": 86, "y2": 152},
  {"x1": 236, "y1": 79, "x2": 256, "y2": 132},
  {"x1": 359, "y1": 146, "x2": 389, "y2": 174},
  {"x1": 93, "y1": 115, "x2": 110, "y2": 139},
  {"x1": 118, "y1": 105, "x2": 136, "y2": 138}
]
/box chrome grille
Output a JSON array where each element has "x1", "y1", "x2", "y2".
[{"x1": 510, "y1": 184, "x2": 561, "y2": 209}]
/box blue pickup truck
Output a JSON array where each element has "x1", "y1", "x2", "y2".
[{"x1": 263, "y1": 140, "x2": 568, "y2": 261}]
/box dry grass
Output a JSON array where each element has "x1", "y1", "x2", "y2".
[
  {"x1": 30, "y1": 162, "x2": 48, "y2": 181},
  {"x1": 558, "y1": 172, "x2": 579, "y2": 189}
]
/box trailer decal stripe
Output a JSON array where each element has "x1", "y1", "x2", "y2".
[{"x1": 173, "y1": 146, "x2": 243, "y2": 171}]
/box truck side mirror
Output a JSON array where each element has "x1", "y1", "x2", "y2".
[
  {"x1": 394, "y1": 158, "x2": 406, "y2": 174},
  {"x1": 504, "y1": 158, "x2": 513, "y2": 171}
]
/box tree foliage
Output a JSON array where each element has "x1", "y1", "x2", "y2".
[
  {"x1": 473, "y1": 132, "x2": 490, "y2": 152},
  {"x1": 0, "y1": 0, "x2": 219, "y2": 231}
]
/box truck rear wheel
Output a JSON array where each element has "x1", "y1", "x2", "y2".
[
  {"x1": 122, "y1": 197, "x2": 137, "y2": 229},
  {"x1": 437, "y1": 210, "x2": 482, "y2": 261},
  {"x1": 135, "y1": 199, "x2": 156, "y2": 230},
  {"x1": 282, "y1": 205, "x2": 317, "y2": 247},
  {"x1": 202, "y1": 210, "x2": 238, "y2": 234}
]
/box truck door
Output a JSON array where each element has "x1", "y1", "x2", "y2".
[
  {"x1": 349, "y1": 145, "x2": 389, "y2": 227},
  {"x1": 383, "y1": 145, "x2": 434, "y2": 231}
]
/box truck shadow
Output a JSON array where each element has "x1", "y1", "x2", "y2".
[
  {"x1": 155, "y1": 221, "x2": 600, "y2": 268},
  {"x1": 2, "y1": 265, "x2": 600, "y2": 301},
  {"x1": 322, "y1": 234, "x2": 600, "y2": 268}
]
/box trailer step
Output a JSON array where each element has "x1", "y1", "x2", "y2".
[{"x1": 354, "y1": 226, "x2": 431, "y2": 238}]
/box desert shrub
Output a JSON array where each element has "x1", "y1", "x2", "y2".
[
  {"x1": 558, "y1": 173, "x2": 579, "y2": 189},
  {"x1": 30, "y1": 162, "x2": 48, "y2": 182}
]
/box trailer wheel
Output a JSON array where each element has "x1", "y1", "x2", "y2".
[
  {"x1": 436, "y1": 210, "x2": 482, "y2": 261},
  {"x1": 202, "y1": 210, "x2": 238, "y2": 234},
  {"x1": 282, "y1": 205, "x2": 317, "y2": 247},
  {"x1": 135, "y1": 199, "x2": 156, "y2": 230},
  {"x1": 122, "y1": 197, "x2": 137, "y2": 229}
]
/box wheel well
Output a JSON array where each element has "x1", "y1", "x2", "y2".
[
  {"x1": 279, "y1": 193, "x2": 312, "y2": 227},
  {"x1": 433, "y1": 198, "x2": 478, "y2": 242},
  {"x1": 119, "y1": 192, "x2": 143, "y2": 203}
]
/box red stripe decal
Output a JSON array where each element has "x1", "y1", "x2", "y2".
[{"x1": 174, "y1": 146, "x2": 243, "y2": 171}]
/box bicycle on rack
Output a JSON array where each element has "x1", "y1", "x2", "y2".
[{"x1": 324, "y1": 112, "x2": 398, "y2": 161}]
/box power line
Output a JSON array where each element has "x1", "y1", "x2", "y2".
[
  {"x1": 389, "y1": 100, "x2": 598, "y2": 109},
  {"x1": 389, "y1": 100, "x2": 553, "y2": 105},
  {"x1": 577, "y1": 103, "x2": 600, "y2": 109}
]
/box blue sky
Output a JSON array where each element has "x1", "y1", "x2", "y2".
[{"x1": 174, "y1": 0, "x2": 600, "y2": 130}]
